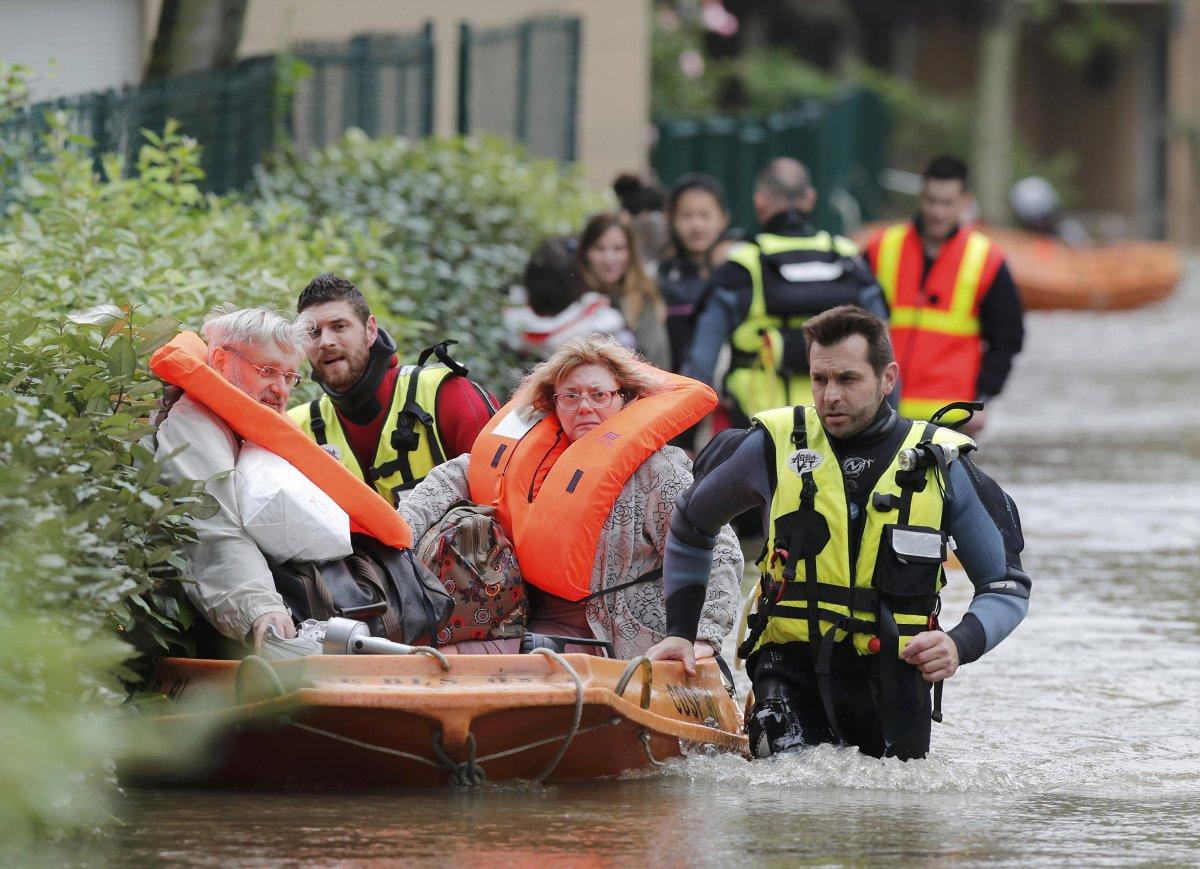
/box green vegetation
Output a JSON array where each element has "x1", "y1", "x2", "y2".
[
  {"x1": 0, "y1": 118, "x2": 602, "y2": 849},
  {"x1": 651, "y1": 5, "x2": 1081, "y2": 207}
]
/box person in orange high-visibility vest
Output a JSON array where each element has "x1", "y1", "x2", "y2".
[{"x1": 866, "y1": 156, "x2": 1024, "y2": 436}]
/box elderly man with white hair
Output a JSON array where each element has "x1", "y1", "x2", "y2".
[{"x1": 154, "y1": 304, "x2": 310, "y2": 653}]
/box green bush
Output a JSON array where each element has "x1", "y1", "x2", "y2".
[
  {"x1": 0, "y1": 119, "x2": 604, "y2": 846},
  {"x1": 257, "y1": 131, "x2": 606, "y2": 393}
]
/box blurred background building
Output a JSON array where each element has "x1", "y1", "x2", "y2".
[{"x1": 3, "y1": 0, "x2": 1199, "y2": 243}]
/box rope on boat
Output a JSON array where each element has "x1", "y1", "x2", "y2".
[
  {"x1": 432, "y1": 731, "x2": 486, "y2": 787},
  {"x1": 408, "y1": 644, "x2": 451, "y2": 670},
  {"x1": 235, "y1": 655, "x2": 285, "y2": 705},
  {"x1": 638, "y1": 729, "x2": 665, "y2": 767},
  {"x1": 255, "y1": 649, "x2": 659, "y2": 786},
  {"x1": 614, "y1": 656, "x2": 653, "y2": 709},
  {"x1": 288, "y1": 721, "x2": 443, "y2": 769},
  {"x1": 526, "y1": 647, "x2": 586, "y2": 783}
]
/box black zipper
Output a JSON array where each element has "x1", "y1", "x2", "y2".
[{"x1": 527, "y1": 430, "x2": 564, "y2": 503}]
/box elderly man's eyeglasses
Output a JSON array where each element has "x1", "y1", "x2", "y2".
[
  {"x1": 225, "y1": 347, "x2": 303, "y2": 388},
  {"x1": 553, "y1": 388, "x2": 625, "y2": 410}
]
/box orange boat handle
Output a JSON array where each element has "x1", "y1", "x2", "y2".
[{"x1": 615, "y1": 656, "x2": 653, "y2": 709}]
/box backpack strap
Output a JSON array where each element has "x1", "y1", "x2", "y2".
[{"x1": 309, "y1": 399, "x2": 327, "y2": 446}]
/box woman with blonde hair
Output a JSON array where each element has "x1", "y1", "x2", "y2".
[
  {"x1": 577, "y1": 213, "x2": 671, "y2": 370},
  {"x1": 400, "y1": 333, "x2": 741, "y2": 662}
]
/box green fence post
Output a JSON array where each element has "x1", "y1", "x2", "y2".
[
  {"x1": 421, "y1": 21, "x2": 435, "y2": 137},
  {"x1": 89, "y1": 91, "x2": 111, "y2": 178},
  {"x1": 563, "y1": 17, "x2": 581, "y2": 161},
  {"x1": 515, "y1": 20, "x2": 532, "y2": 145},
  {"x1": 311, "y1": 56, "x2": 327, "y2": 147},
  {"x1": 456, "y1": 22, "x2": 471, "y2": 136},
  {"x1": 734, "y1": 119, "x2": 768, "y2": 233}
]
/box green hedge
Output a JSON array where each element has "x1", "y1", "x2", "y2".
[
  {"x1": 0, "y1": 119, "x2": 603, "y2": 849},
  {"x1": 257, "y1": 130, "x2": 605, "y2": 392}
]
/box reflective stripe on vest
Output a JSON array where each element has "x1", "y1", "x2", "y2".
[
  {"x1": 724, "y1": 232, "x2": 859, "y2": 419},
  {"x1": 467, "y1": 370, "x2": 716, "y2": 601},
  {"x1": 151, "y1": 331, "x2": 412, "y2": 548},
  {"x1": 288, "y1": 364, "x2": 455, "y2": 504},
  {"x1": 751, "y1": 405, "x2": 973, "y2": 656},
  {"x1": 871, "y1": 223, "x2": 1003, "y2": 419}
]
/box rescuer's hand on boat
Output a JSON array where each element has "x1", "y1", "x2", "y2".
[
  {"x1": 900, "y1": 630, "x2": 960, "y2": 682},
  {"x1": 647, "y1": 635, "x2": 697, "y2": 676}
]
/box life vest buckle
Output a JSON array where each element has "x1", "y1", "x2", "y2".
[{"x1": 391, "y1": 426, "x2": 420, "y2": 452}]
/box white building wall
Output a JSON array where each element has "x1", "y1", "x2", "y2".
[{"x1": 0, "y1": 0, "x2": 144, "y2": 101}]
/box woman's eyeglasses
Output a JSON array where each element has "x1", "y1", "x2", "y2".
[
  {"x1": 553, "y1": 388, "x2": 625, "y2": 410},
  {"x1": 226, "y1": 347, "x2": 304, "y2": 388}
]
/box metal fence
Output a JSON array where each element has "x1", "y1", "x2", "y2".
[
  {"x1": 0, "y1": 26, "x2": 436, "y2": 194},
  {"x1": 457, "y1": 16, "x2": 581, "y2": 162},
  {"x1": 292, "y1": 27, "x2": 435, "y2": 152},
  {"x1": 651, "y1": 87, "x2": 888, "y2": 236},
  {"x1": 0, "y1": 55, "x2": 277, "y2": 193}
]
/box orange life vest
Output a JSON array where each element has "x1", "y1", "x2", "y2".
[
  {"x1": 149, "y1": 331, "x2": 413, "y2": 549},
  {"x1": 867, "y1": 223, "x2": 1005, "y2": 421},
  {"x1": 467, "y1": 370, "x2": 716, "y2": 601}
]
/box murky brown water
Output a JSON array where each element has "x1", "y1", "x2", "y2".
[{"x1": 114, "y1": 259, "x2": 1200, "y2": 866}]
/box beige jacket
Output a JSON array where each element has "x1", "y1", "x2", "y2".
[
  {"x1": 154, "y1": 395, "x2": 288, "y2": 640},
  {"x1": 400, "y1": 447, "x2": 742, "y2": 659}
]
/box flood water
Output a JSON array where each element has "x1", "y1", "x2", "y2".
[{"x1": 115, "y1": 260, "x2": 1200, "y2": 866}]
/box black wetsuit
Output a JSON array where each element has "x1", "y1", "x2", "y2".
[{"x1": 661, "y1": 404, "x2": 1031, "y2": 760}]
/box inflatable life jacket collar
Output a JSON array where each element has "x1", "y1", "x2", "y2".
[{"x1": 316, "y1": 328, "x2": 397, "y2": 421}]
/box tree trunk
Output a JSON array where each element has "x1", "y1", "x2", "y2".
[
  {"x1": 145, "y1": 0, "x2": 249, "y2": 80},
  {"x1": 972, "y1": 0, "x2": 1019, "y2": 223}
]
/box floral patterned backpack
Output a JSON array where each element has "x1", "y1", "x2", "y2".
[{"x1": 414, "y1": 501, "x2": 528, "y2": 646}]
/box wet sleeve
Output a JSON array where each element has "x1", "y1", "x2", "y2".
[
  {"x1": 944, "y1": 457, "x2": 1032, "y2": 664},
  {"x1": 976, "y1": 263, "x2": 1025, "y2": 400},
  {"x1": 434, "y1": 377, "x2": 499, "y2": 458},
  {"x1": 663, "y1": 428, "x2": 773, "y2": 639},
  {"x1": 156, "y1": 401, "x2": 285, "y2": 641},
  {"x1": 679, "y1": 262, "x2": 752, "y2": 387},
  {"x1": 397, "y1": 454, "x2": 471, "y2": 543},
  {"x1": 644, "y1": 450, "x2": 742, "y2": 647}
]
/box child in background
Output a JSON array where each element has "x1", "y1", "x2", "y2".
[{"x1": 502, "y1": 237, "x2": 628, "y2": 361}]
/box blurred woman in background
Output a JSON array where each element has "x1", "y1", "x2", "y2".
[{"x1": 577, "y1": 213, "x2": 671, "y2": 370}]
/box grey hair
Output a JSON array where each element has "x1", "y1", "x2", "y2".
[
  {"x1": 756, "y1": 157, "x2": 812, "y2": 203},
  {"x1": 201, "y1": 304, "x2": 306, "y2": 363}
]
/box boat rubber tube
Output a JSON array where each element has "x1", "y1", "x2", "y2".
[
  {"x1": 149, "y1": 331, "x2": 412, "y2": 549},
  {"x1": 468, "y1": 369, "x2": 716, "y2": 601}
]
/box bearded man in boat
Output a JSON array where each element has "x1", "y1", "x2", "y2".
[
  {"x1": 649, "y1": 305, "x2": 1031, "y2": 760},
  {"x1": 152, "y1": 306, "x2": 311, "y2": 653},
  {"x1": 864, "y1": 155, "x2": 1025, "y2": 436},
  {"x1": 289, "y1": 274, "x2": 498, "y2": 505}
]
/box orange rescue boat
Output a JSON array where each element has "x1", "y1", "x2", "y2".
[
  {"x1": 855, "y1": 222, "x2": 1180, "y2": 311},
  {"x1": 127, "y1": 651, "x2": 748, "y2": 788}
]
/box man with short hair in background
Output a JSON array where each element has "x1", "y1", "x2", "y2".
[
  {"x1": 682, "y1": 157, "x2": 890, "y2": 427},
  {"x1": 865, "y1": 156, "x2": 1024, "y2": 436}
]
